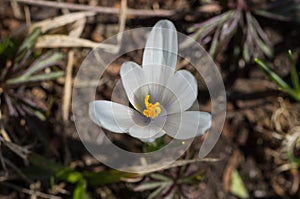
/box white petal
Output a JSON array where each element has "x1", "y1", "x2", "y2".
[
  {"x1": 143, "y1": 20, "x2": 178, "y2": 69},
  {"x1": 164, "y1": 111, "x2": 211, "y2": 139},
  {"x1": 120, "y1": 61, "x2": 148, "y2": 110},
  {"x1": 128, "y1": 123, "x2": 165, "y2": 140},
  {"x1": 162, "y1": 70, "x2": 198, "y2": 114},
  {"x1": 89, "y1": 101, "x2": 137, "y2": 133},
  {"x1": 144, "y1": 65, "x2": 174, "y2": 102},
  {"x1": 129, "y1": 114, "x2": 167, "y2": 140}
]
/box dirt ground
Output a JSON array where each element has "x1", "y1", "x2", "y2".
[{"x1": 0, "y1": 0, "x2": 300, "y2": 199}]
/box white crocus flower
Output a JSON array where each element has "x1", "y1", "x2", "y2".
[{"x1": 89, "y1": 20, "x2": 211, "y2": 142}]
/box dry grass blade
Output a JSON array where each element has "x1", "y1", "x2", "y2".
[
  {"x1": 69, "y1": 17, "x2": 86, "y2": 38},
  {"x1": 15, "y1": 0, "x2": 177, "y2": 17},
  {"x1": 10, "y1": 0, "x2": 23, "y2": 19},
  {"x1": 29, "y1": 12, "x2": 95, "y2": 33},
  {"x1": 62, "y1": 51, "x2": 74, "y2": 123},
  {"x1": 36, "y1": 35, "x2": 118, "y2": 50},
  {"x1": 24, "y1": 5, "x2": 31, "y2": 27},
  {"x1": 1, "y1": 127, "x2": 11, "y2": 142}
]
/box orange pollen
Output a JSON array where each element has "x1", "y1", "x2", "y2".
[{"x1": 142, "y1": 95, "x2": 161, "y2": 119}]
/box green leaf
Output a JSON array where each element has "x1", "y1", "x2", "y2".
[
  {"x1": 135, "y1": 182, "x2": 171, "y2": 191},
  {"x1": 255, "y1": 58, "x2": 291, "y2": 90},
  {"x1": 17, "y1": 28, "x2": 41, "y2": 55},
  {"x1": 67, "y1": 172, "x2": 83, "y2": 183},
  {"x1": 254, "y1": 10, "x2": 291, "y2": 21},
  {"x1": 0, "y1": 37, "x2": 14, "y2": 55},
  {"x1": 178, "y1": 170, "x2": 205, "y2": 184},
  {"x1": 28, "y1": 153, "x2": 138, "y2": 188},
  {"x1": 148, "y1": 183, "x2": 170, "y2": 199},
  {"x1": 56, "y1": 169, "x2": 83, "y2": 184},
  {"x1": 27, "y1": 71, "x2": 64, "y2": 81},
  {"x1": 182, "y1": 11, "x2": 233, "y2": 48},
  {"x1": 150, "y1": 173, "x2": 172, "y2": 181},
  {"x1": 209, "y1": 27, "x2": 221, "y2": 57},
  {"x1": 255, "y1": 56, "x2": 300, "y2": 101},
  {"x1": 14, "y1": 28, "x2": 41, "y2": 68},
  {"x1": 243, "y1": 41, "x2": 250, "y2": 63},
  {"x1": 73, "y1": 179, "x2": 91, "y2": 199},
  {"x1": 288, "y1": 50, "x2": 300, "y2": 92},
  {"x1": 27, "y1": 153, "x2": 81, "y2": 183},
  {"x1": 23, "y1": 52, "x2": 64, "y2": 77},
  {"x1": 84, "y1": 170, "x2": 138, "y2": 186},
  {"x1": 256, "y1": 38, "x2": 273, "y2": 58},
  {"x1": 28, "y1": 153, "x2": 65, "y2": 174},
  {"x1": 32, "y1": 109, "x2": 46, "y2": 121},
  {"x1": 230, "y1": 170, "x2": 249, "y2": 199},
  {"x1": 280, "y1": 87, "x2": 300, "y2": 101},
  {"x1": 7, "y1": 71, "x2": 64, "y2": 85},
  {"x1": 7, "y1": 51, "x2": 64, "y2": 85},
  {"x1": 254, "y1": 1, "x2": 300, "y2": 22}
]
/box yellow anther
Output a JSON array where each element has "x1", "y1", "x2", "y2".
[{"x1": 143, "y1": 95, "x2": 161, "y2": 119}]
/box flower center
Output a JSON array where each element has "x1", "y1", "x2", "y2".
[{"x1": 143, "y1": 95, "x2": 161, "y2": 119}]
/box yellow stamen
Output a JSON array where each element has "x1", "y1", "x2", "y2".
[{"x1": 143, "y1": 95, "x2": 161, "y2": 119}]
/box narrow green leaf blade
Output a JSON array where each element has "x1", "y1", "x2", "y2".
[
  {"x1": 73, "y1": 179, "x2": 91, "y2": 199},
  {"x1": 13, "y1": 28, "x2": 41, "y2": 69},
  {"x1": 134, "y1": 182, "x2": 168, "y2": 191},
  {"x1": 230, "y1": 170, "x2": 249, "y2": 199},
  {"x1": 27, "y1": 153, "x2": 65, "y2": 174},
  {"x1": 148, "y1": 183, "x2": 170, "y2": 199},
  {"x1": 255, "y1": 58, "x2": 291, "y2": 89},
  {"x1": 84, "y1": 170, "x2": 138, "y2": 186},
  {"x1": 7, "y1": 71, "x2": 64, "y2": 85},
  {"x1": 24, "y1": 52, "x2": 64, "y2": 77},
  {"x1": 0, "y1": 37, "x2": 14, "y2": 55},
  {"x1": 243, "y1": 40, "x2": 251, "y2": 63},
  {"x1": 209, "y1": 27, "x2": 221, "y2": 57},
  {"x1": 256, "y1": 38, "x2": 273, "y2": 58},
  {"x1": 288, "y1": 50, "x2": 300, "y2": 92},
  {"x1": 150, "y1": 173, "x2": 172, "y2": 181},
  {"x1": 27, "y1": 71, "x2": 64, "y2": 82},
  {"x1": 280, "y1": 87, "x2": 300, "y2": 101},
  {"x1": 18, "y1": 28, "x2": 41, "y2": 54}
]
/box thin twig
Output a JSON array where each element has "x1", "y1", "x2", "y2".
[
  {"x1": 24, "y1": 5, "x2": 31, "y2": 27},
  {"x1": 118, "y1": 0, "x2": 127, "y2": 38},
  {"x1": 112, "y1": 0, "x2": 127, "y2": 52},
  {"x1": 62, "y1": 51, "x2": 74, "y2": 123},
  {"x1": 14, "y1": 0, "x2": 178, "y2": 17},
  {"x1": 10, "y1": 0, "x2": 23, "y2": 19},
  {"x1": 61, "y1": 51, "x2": 74, "y2": 165}
]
